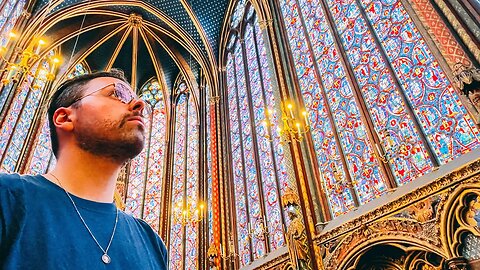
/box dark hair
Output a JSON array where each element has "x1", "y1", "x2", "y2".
[{"x1": 48, "y1": 68, "x2": 129, "y2": 158}]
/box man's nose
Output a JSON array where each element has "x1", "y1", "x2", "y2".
[{"x1": 130, "y1": 97, "x2": 150, "y2": 116}]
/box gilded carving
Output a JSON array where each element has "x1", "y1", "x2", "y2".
[
  {"x1": 437, "y1": 178, "x2": 480, "y2": 258},
  {"x1": 465, "y1": 195, "x2": 480, "y2": 232},
  {"x1": 282, "y1": 187, "x2": 313, "y2": 270},
  {"x1": 445, "y1": 257, "x2": 469, "y2": 270},
  {"x1": 395, "y1": 196, "x2": 441, "y2": 223},
  {"x1": 317, "y1": 160, "x2": 480, "y2": 269}
]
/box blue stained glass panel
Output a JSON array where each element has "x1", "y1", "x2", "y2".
[
  {"x1": 26, "y1": 116, "x2": 52, "y2": 174},
  {"x1": 227, "y1": 52, "x2": 251, "y2": 266},
  {"x1": 0, "y1": 0, "x2": 25, "y2": 47},
  {"x1": 359, "y1": 0, "x2": 480, "y2": 162},
  {"x1": 185, "y1": 94, "x2": 199, "y2": 269},
  {"x1": 141, "y1": 80, "x2": 167, "y2": 232},
  {"x1": 0, "y1": 57, "x2": 50, "y2": 173},
  {"x1": 169, "y1": 94, "x2": 187, "y2": 270}
]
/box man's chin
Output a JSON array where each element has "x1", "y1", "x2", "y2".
[{"x1": 124, "y1": 138, "x2": 145, "y2": 159}]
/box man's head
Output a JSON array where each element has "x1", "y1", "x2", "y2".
[{"x1": 48, "y1": 69, "x2": 149, "y2": 163}]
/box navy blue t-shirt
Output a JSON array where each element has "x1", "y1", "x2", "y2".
[{"x1": 0, "y1": 173, "x2": 168, "y2": 269}]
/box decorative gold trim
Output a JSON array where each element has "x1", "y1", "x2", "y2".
[
  {"x1": 437, "y1": 179, "x2": 480, "y2": 258},
  {"x1": 322, "y1": 218, "x2": 446, "y2": 269}
]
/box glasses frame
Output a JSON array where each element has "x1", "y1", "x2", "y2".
[{"x1": 67, "y1": 82, "x2": 152, "y2": 116}]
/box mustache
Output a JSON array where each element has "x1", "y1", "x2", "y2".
[{"x1": 119, "y1": 112, "x2": 145, "y2": 127}]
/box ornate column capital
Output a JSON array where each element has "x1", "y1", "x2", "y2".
[
  {"x1": 209, "y1": 96, "x2": 220, "y2": 104},
  {"x1": 258, "y1": 19, "x2": 273, "y2": 30}
]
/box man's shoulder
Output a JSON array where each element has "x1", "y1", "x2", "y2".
[
  {"x1": 120, "y1": 212, "x2": 167, "y2": 248},
  {"x1": 0, "y1": 173, "x2": 49, "y2": 198},
  {"x1": 121, "y1": 212, "x2": 160, "y2": 236},
  {"x1": 0, "y1": 173, "x2": 43, "y2": 189}
]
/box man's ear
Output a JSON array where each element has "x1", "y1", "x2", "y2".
[{"x1": 53, "y1": 107, "x2": 75, "y2": 132}]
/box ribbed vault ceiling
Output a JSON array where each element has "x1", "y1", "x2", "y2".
[{"x1": 29, "y1": 0, "x2": 230, "y2": 96}]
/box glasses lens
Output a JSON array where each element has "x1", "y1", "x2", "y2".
[{"x1": 114, "y1": 83, "x2": 135, "y2": 104}]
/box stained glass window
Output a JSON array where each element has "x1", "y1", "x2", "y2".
[
  {"x1": 0, "y1": 51, "x2": 55, "y2": 173},
  {"x1": 0, "y1": 0, "x2": 26, "y2": 114},
  {"x1": 279, "y1": 0, "x2": 480, "y2": 217},
  {"x1": 226, "y1": 3, "x2": 289, "y2": 266},
  {"x1": 25, "y1": 117, "x2": 54, "y2": 174},
  {"x1": 206, "y1": 87, "x2": 214, "y2": 245},
  {"x1": 26, "y1": 62, "x2": 90, "y2": 175},
  {"x1": 168, "y1": 82, "x2": 200, "y2": 270},
  {"x1": 125, "y1": 79, "x2": 167, "y2": 232},
  {"x1": 231, "y1": 0, "x2": 246, "y2": 28},
  {"x1": 0, "y1": 0, "x2": 25, "y2": 47},
  {"x1": 66, "y1": 62, "x2": 89, "y2": 79}
]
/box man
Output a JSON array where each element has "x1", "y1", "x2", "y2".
[{"x1": 0, "y1": 69, "x2": 168, "y2": 269}]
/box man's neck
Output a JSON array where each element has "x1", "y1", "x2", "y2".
[{"x1": 45, "y1": 150, "x2": 123, "y2": 203}]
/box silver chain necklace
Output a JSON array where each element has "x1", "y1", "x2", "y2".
[{"x1": 49, "y1": 173, "x2": 119, "y2": 264}]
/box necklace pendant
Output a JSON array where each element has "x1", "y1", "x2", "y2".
[{"x1": 102, "y1": 254, "x2": 111, "y2": 264}]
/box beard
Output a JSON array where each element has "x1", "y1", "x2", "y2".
[{"x1": 74, "y1": 113, "x2": 146, "y2": 163}]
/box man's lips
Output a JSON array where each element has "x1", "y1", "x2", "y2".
[{"x1": 127, "y1": 116, "x2": 145, "y2": 126}]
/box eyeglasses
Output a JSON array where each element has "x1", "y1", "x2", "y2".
[{"x1": 69, "y1": 82, "x2": 152, "y2": 116}]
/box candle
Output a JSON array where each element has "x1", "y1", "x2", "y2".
[
  {"x1": 5, "y1": 32, "x2": 16, "y2": 47},
  {"x1": 302, "y1": 111, "x2": 309, "y2": 126},
  {"x1": 50, "y1": 63, "x2": 56, "y2": 74},
  {"x1": 6, "y1": 66, "x2": 17, "y2": 81},
  {"x1": 375, "y1": 143, "x2": 383, "y2": 156},
  {"x1": 296, "y1": 122, "x2": 301, "y2": 134},
  {"x1": 35, "y1": 39, "x2": 45, "y2": 55},
  {"x1": 287, "y1": 103, "x2": 294, "y2": 118},
  {"x1": 50, "y1": 57, "x2": 60, "y2": 74}
]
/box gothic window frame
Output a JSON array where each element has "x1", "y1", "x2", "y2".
[
  {"x1": 223, "y1": 1, "x2": 291, "y2": 266},
  {"x1": 168, "y1": 78, "x2": 202, "y2": 270}
]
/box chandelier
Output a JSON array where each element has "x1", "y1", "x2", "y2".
[
  {"x1": 262, "y1": 101, "x2": 310, "y2": 143},
  {"x1": 0, "y1": 0, "x2": 61, "y2": 86},
  {"x1": 0, "y1": 31, "x2": 61, "y2": 85},
  {"x1": 172, "y1": 198, "x2": 206, "y2": 226}
]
